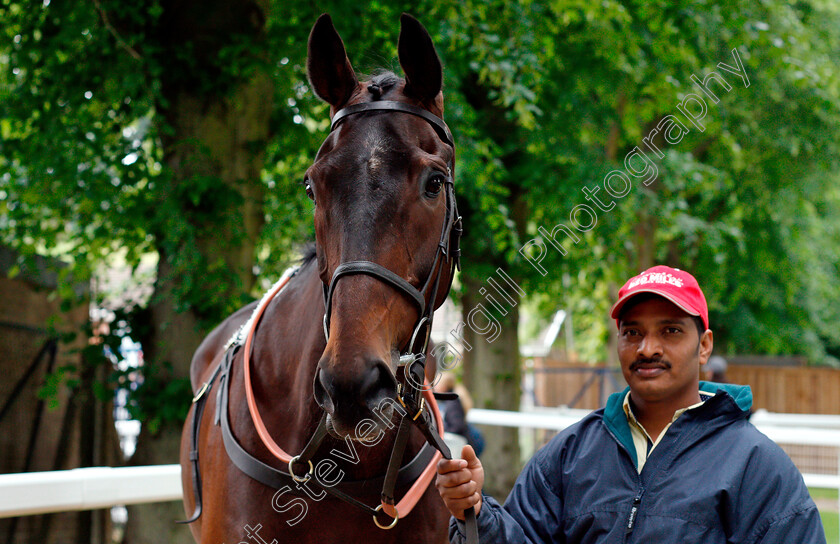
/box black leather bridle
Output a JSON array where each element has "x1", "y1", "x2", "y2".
[
  {"x1": 319, "y1": 100, "x2": 476, "y2": 540},
  {"x1": 322, "y1": 100, "x2": 463, "y2": 366}
]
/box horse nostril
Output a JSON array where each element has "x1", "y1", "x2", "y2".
[
  {"x1": 313, "y1": 368, "x2": 335, "y2": 414},
  {"x1": 360, "y1": 360, "x2": 397, "y2": 413}
]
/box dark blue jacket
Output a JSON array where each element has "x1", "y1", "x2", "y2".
[{"x1": 451, "y1": 382, "x2": 825, "y2": 543}]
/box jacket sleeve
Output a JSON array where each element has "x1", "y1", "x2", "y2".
[
  {"x1": 730, "y1": 434, "x2": 826, "y2": 544},
  {"x1": 449, "y1": 451, "x2": 564, "y2": 544},
  {"x1": 753, "y1": 504, "x2": 826, "y2": 544}
]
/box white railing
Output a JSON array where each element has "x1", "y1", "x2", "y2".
[
  {"x1": 749, "y1": 409, "x2": 840, "y2": 429},
  {"x1": 0, "y1": 465, "x2": 181, "y2": 518},
  {"x1": 1, "y1": 409, "x2": 838, "y2": 519},
  {"x1": 467, "y1": 407, "x2": 840, "y2": 444}
]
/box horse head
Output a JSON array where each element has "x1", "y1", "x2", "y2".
[{"x1": 305, "y1": 14, "x2": 459, "y2": 438}]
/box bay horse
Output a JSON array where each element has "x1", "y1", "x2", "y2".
[{"x1": 179, "y1": 13, "x2": 468, "y2": 544}]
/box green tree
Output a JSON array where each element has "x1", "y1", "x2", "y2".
[
  {"x1": 426, "y1": 0, "x2": 840, "y2": 496},
  {"x1": 4, "y1": 0, "x2": 840, "y2": 528},
  {"x1": 1, "y1": 0, "x2": 285, "y2": 540}
]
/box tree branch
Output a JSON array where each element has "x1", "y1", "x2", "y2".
[
  {"x1": 605, "y1": 88, "x2": 626, "y2": 161},
  {"x1": 92, "y1": 0, "x2": 143, "y2": 61}
]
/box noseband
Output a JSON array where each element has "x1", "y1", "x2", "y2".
[{"x1": 322, "y1": 100, "x2": 463, "y2": 369}]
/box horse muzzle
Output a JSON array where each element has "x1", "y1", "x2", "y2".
[{"x1": 313, "y1": 356, "x2": 398, "y2": 438}]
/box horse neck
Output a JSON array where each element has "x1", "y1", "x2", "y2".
[{"x1": 247, "y1": 263, "x2": 420, "y2": 477}]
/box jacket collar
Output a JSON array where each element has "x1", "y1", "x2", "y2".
[
  {"x1": 699, "y1": 381, "x2": 753, "y2": 412},
  {"x1": 603, "y1": 381, "x2": 753, "y2": 466}
]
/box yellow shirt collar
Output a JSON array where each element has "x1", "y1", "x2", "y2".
[{"x1": 622, "y1": 390, "x2": 713, "y2": 473}]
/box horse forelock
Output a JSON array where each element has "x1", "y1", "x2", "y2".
[
  {"x1": 354, "y1": 71, "x2": 444, "y2": 117},
  {"x1": 366, "y1": 71, "x2": 400, "y2": 100}
]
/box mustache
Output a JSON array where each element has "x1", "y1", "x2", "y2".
[{"x1": 630, "y1": 358, "x2": 672, "y2": 371}]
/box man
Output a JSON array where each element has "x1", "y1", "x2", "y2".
[{"x1": 436, "y1": 265, "x2": 825, "y2": 543}]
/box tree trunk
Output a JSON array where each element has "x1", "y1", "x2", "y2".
[
  {"x1": 461, "y1": 274, "x2": 521, "y2": 500},
  {"x1": 634, "y1": 208, "x2": 656, "y2": 272},
  {"x1": 450, "y1": 64, "x2": 530, "y2": 496},
  {"x1": 124, "y1": 2, "x2": 272, "y2": 541}
]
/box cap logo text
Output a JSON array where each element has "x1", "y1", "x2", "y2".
[{"x1": 628, "y1": 272, "x2": 684, "y2": 289}]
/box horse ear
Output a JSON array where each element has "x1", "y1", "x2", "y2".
[
  {"x1": 398, "y1": 13, "x2": 442, "y2": 103},
  {"x1": 307, "y1": 14, "x2": 359, "y2": 107}
]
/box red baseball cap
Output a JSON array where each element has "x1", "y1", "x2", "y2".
[{"x1": 610, "y1": 265, "x2": 709, "y2": 329}]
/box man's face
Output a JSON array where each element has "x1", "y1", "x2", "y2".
[{"x1": 618, "y1": 296, "x2": 713, "y2": 406}]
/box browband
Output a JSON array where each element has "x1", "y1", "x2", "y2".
[{"x1": 330, "y1": 100, "x2": 455, "y2": 149}]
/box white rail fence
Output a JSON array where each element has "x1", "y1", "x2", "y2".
[
  {"x1": 0, "y1": 465, "x2": 182, "y2": 518},
  {"x1": 1, "y1": 409, "x2": 839, "y2": 519}
]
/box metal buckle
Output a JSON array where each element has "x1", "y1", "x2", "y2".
[
  {"x1": 373, "y1": 504, "x2": 399, "y2": 530},
  {"x1": 288, "y1": 455, "x2": 314, "y2": 483},
  {"x1": 412, "y1": 397, "x2": 425, "y2": 421},
  {"x1": 396, "y1": 384, "x2": 425, "y2": 421},
  {"x1": 406, "y1": 316, "x2": 431, "y2": 356},
  {"x1": 398, "y1": 353, "x2": 421, "y2": 367}
]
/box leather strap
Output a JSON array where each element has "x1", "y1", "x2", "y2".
[
  {"x1": 214, "y1": 343, "x2": 440, "y2": 511},
  {"x1": 293, "y1": 413, "x2": 329, "y2": 469},
  {"x1": 243, "y1": 273, "x2": 297, "y2": 463},
  {"x1": 177, "y1": 353, "x2": 228, "y2": 524},
  {"x1": 182, "y1": 290, "x2": 477, "y2": 539},
  {"x1": 429, "y1": 410, "x2": 478, "y2": 544},
  {"x1": 323, "y1": 260, "x2": 427, "y2": 339},
  {"x1": 217, "y1": 350, "x2": 378, "y2": 514},
  {"x1": 331, "y1": 100, "x2": 454, "y2": 149},
  {"x1": 464, "y1": 507, "x2": 479, "y2": 542},
  {"x1": 380, "y1": 418, "x2": 412, "y2": 512}
]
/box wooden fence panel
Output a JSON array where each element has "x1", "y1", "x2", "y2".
[
  {"x1": 727, "y1": 365, "x2": 840, "y2": 414},
  {"x1": 531, "y1": 359, "x2": 624, "y2": 410},
  {"x1": 532, "y1": 359, "x2": 840, "y2": 414}
]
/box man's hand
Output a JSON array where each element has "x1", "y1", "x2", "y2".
[{"x1": 435, "y1": 445, "x2": 484, "y2": 520}]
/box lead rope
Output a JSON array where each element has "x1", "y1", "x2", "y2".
[{"x1": 395, "y1": 352, "x2": 479, "y2": 544}]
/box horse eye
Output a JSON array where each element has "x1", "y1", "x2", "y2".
[
  {"x1": 304, "y1": 179, "x2": 316, "y2": 203},
  {"x1": 425, "y1": 174, "x2": 445, "y2": 198}
]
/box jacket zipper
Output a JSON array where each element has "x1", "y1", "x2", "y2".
[
  {"x1": 602, "y1": 415, "x2": 647, "y2": 542},
  {"x1": 624, "y1": 486, "x2": 645, "y2": 539}
]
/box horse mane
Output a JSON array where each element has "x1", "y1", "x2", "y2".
[{"x1": 300, "y1": 242, "x2": 317, "y2": 266}]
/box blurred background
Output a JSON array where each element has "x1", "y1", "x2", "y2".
[{"x1": 2, "y1": 0, "x2": 839, "y2": 542}]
